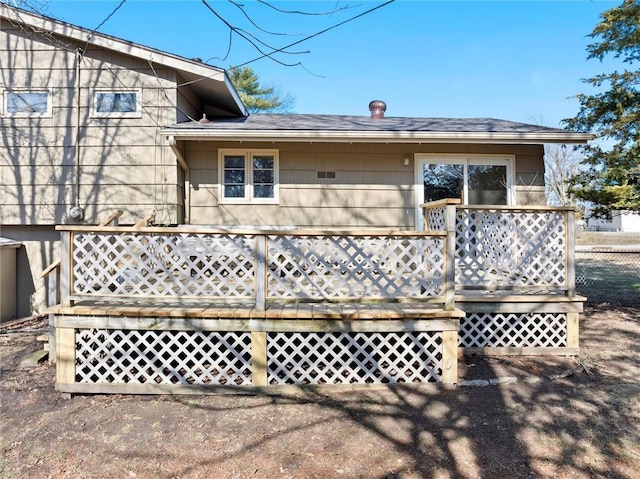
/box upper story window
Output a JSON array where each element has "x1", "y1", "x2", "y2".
[
  {"x1": 93, "y1": 91, "x2": 141, "y2": 118},
  {"x1": 3, "y1": 90, "x2": 51, "y2": 117},
  {"x1": 218, "y1": 149, "x2": 279, "y2": 204}
]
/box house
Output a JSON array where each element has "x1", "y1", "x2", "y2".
[
  {"x1": 1, "y1": 5, "x2": 245, "y2": 317},
  {"x1": 1, "y1": 5, "x2": 593, "y2": 392},
  {"x1": 585, "y1": 210, "x2": 640, "y2": 232}
]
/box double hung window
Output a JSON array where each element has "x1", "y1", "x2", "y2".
[{"x1": 219, "y1": 149, "x2": 279, "y2": 204}]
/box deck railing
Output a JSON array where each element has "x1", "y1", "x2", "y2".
[
  {"x1": 56, "y1": 226, "x2": 454, "y2": 309},
  {"x1": 422, "y1": 199, "x2": 577, "y2": 295}
]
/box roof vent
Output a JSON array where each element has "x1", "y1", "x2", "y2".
[
  {"x1": 192, "y1": 57, "x2": 203, "y2": 63},
  {"x1": 198, "y1": 113, "x2": 210, "y2": 124},
  {"x1": 369, "y1": 100, "x2": 387, "y2": 119}
]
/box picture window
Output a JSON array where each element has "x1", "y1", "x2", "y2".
[
  {"x1": 3, "y1": 90, "x2": 51, "y2": 116},
  {"x1": 93, "y1": 91, "x2": 141, "y2": 117}
]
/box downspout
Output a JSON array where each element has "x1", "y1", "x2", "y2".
[{"x1": 168, "y1": 136, "x2": 189, "y2": 224}]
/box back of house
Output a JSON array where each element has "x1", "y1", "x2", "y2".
[{"x1": 0, "y1": 4, "x2": 591, "y2": 319}]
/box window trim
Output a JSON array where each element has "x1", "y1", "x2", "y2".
[
  {"x1": 414, "y1": 154, "x2": 515, "y2": 228},
  {"x1": 92, "y1": 89, "x2": 142, "y2": 118},
  {"x1": 2, "y1": 89, "x2": 52, "y2": 117},
  {"x1": 218, "y1": 149, "x2": 279, "y2": 204}
]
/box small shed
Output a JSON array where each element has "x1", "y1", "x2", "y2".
[{"x1": 0, "y1": 238, "x2": 22, "y2": 323}]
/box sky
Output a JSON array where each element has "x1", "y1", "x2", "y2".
[{"x1": 34, "y1": 0, "x2": 624, "y2": 127}]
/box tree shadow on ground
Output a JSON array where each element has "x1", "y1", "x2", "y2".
[{"x1": 2, "y1": 307, "x2": 639, "y2": 479}]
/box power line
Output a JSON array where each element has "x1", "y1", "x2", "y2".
[
  {"x1": 81, "y1": 0, "x2": 127, "y2": 55},
  {"x1": 233, "y1": 0, "x2": 396, "y2": 68}
]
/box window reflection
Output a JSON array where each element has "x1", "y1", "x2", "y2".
[
  {"x1": 423, "y1": 163, "x2": 464, "y2": 202},
  {"x1": 96, "y1": 93, "x2": 137, "y2": 113},
  {"x1": 468, "y1": 165, "x2": 507, "y2": 205}
]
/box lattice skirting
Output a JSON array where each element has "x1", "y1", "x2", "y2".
[
  {"x1": 72, "y1": 329, "x2": 444, "y2": 387},
  {"x1": 75, "y1": 329, "x2": 253, "y2": 385},
  {"x1": 267, "y1": 332, "x2": 443, "y2": 385},
  {"x1": 459, "y1": 313, "x2": 567, "y2": 348}
]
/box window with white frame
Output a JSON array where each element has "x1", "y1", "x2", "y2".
[
  {"x1": 3, "y1": 90, "x2": 51, "y2": 116},
  {"x1": 219, "y1": 149, "x2": 279, "y2": 203},
  {"x1": 93, "y1": 91, "x2": 141, "y2": 117}
]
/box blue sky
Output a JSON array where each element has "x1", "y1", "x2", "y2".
[{"x1": 40, "y1": 0, "x2": 622, "y2": 127}]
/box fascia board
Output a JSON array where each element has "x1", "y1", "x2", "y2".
[
  {"x1": 160, "y1": 129, "x2": 595, "y2": 145},
  {"x1": 222, "y1": 73, "x2": 248, "y2": 117}
]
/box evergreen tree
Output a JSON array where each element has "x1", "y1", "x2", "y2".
[
  {"x1": 564, "y1": 0, "x2": 640, "y2": 215},
  {"x1": 228, "y1": 66, "x2": 293, "y2": 114}
]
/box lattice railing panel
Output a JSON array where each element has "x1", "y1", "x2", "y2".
[
  {"x1": 75, "y1": 329, "x2": 252, "y2": 385},
  {"x1": 71, "y1": 232, "x2": 256, "y2": 298},
  {"x1": 267, "y1": 332, "x2": 443, "y2": 384},
  {"x1": 459, "y1": 313, "x2": 567, "y2": 348},
  {"x1": 424, "y1": 207, "x2": 446, "y2": 231},
  {"x1": 455, "y1": 209, "x2": 567, "y2": 289},
  {"x1": 266, "y1": 235, "x2": 445, "y2": 299}
]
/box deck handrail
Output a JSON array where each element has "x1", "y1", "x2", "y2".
[
  {"x1": 57, "y1": 227, "x2": 453, "y2": 311},
  {"x1": 422, "y1": 200, "x2": 577, "y2": 296}
]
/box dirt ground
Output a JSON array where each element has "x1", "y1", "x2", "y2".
[{"x1": 1, "y1": 307, "x2": 639, "y2": 479}]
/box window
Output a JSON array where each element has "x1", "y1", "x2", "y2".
[
  {"x1": 219, "y1": 149, "x2": 279, "y2": 203},
  {"x1": 418, "y1": 156, "x2": 513, "y2": 206},
  {"x1": 93, "y1": 91, "x2": 140, "y2": 117},
  {"x1": 3, "y1": 90, "x2": 51, "y2": 116}
]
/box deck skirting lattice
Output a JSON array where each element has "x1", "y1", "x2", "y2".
[
  {"x1": 267, "y1": 331, "x2": 443, "y2": 385},
  {"x1": 75, "y1": 329, "x2": 253, "y2": 385},
  {"x1": 459, "y1": 312, "x2": 567, "y2": 348}
]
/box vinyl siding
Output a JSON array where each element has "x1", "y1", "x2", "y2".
[
  {"x1": 185, "y1": 142, "x2": 546, "y2": 228},
  {"x1": 0, "y1": 19, "x2": 180, "y2": 225}
]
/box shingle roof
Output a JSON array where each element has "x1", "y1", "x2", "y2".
[
  {"x1": 167, "y1": 114, "x2": 565, "y2": 133},
  {"x1": 163, "y1": 114, "x2": 593, "y2": 144}
]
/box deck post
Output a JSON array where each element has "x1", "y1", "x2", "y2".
[
  {"x1": 566, "y1": 312, "x2": 579, "y2": 350},
  {"x1": 56, "y1": 327, "x2": 76, "y2": 387},
  {"x1": 59, "y1": 230, "x2": 73, "y2": 307},
  {"x1": 444, "y1": 203, "x2": 457, "y2": 311},
  {"x1": 255, "y1": 234, "x2": 267, "y2": 311},
  {"x1": 566, "y1": 209, "x2": 576, "y2": 297},
  {"x1": 441, "y1": 329, "x2": 458, "y2": 384},
  {"x1": 47, "y1": 263, "x2": 59, "y2": 363},
  {"x1": 251, "y1": 331, "x2": 268, "y2": 386}
]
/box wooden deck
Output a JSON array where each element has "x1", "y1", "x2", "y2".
[{"x1": 45, "y1": 204, "x2": 586, "y2": 395}]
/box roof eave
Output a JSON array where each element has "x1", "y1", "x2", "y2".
[{"x1": 160, "y1": 129, "x2": 595, "y2": 145}]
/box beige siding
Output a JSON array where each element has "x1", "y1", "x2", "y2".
[
  {"x1": 515, "y1": 186, "x2": 546, "y2": 205},
  {"x1": 186, "y1": 141, "x2": 547, "y2": 227},
  {"x1": 0, "y1": 21, "x2": 181, "y2": 225}
]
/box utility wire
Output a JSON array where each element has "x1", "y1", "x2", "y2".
[
  {"x1": 81, "y1": 0, "x2": 127, "y2": 55},
  {"x1": 233, "y1": 0, "x2": 395, "y2": 68}
]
